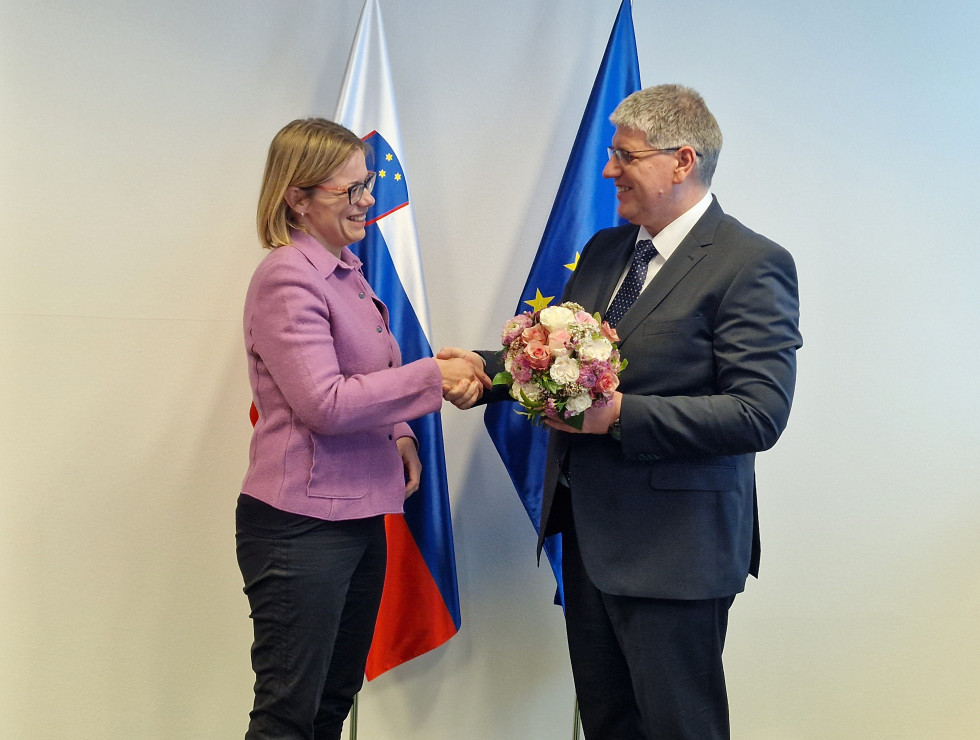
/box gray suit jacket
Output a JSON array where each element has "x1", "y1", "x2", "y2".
[{"x1": 485, "y1": 197, "x2": 802, "y2": 600}]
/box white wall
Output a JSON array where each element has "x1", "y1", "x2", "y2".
[{"x1": 2, "y1": 1, "x2": 978, "y2": 738}]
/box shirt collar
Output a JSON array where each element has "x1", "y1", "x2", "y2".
[
  {"x1": 637, "y1": 190, "x2": 713, "y2": 261},
  {"x1": 289, "y1": 229, "x2": 362, "y2": 274}
]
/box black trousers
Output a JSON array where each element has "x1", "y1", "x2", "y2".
[
  {"x1": 236, "y1": 508, "x2": 386, "y2": 740},
  {"x1": 562, "y1": 525, "x2": 734, "y2": 740}
]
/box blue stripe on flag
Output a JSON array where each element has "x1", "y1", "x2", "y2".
[{"x1": 351, "y1": 225, "x2": 461, "y2": 624}]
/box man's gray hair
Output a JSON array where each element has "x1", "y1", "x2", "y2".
[{"x1": 610, "y1": 84, "x2": 723, "y2": 186}]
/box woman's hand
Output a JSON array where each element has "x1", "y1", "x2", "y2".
[
  {"x1": 435, "y1": 349, "x2": 492, "y2": 406},
  {"x1": 396, "y1": 436, "x2": 422, "y2": 498},
  {"x1": 443, "y1": 378, "x2": 484, "y2": 409}
]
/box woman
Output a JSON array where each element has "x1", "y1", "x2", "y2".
[{"x1": 236, "y1": 118, "x2": 487, "y2": 739}]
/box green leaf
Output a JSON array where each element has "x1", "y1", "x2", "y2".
[
  {"x1": 539, "y1": 376, "x2": 559, "y2": 393},
  {"x1": 564, "y1": 412, "x2": 585, "y2": 430},
  {"x1": 518, "y1": 388, "x2": 539, "y2": 407},
  {"x1": 492, "y1": 371, "x2": 513, "y2": 386},
  {"x1": 516, "y1": 407, "x2": 544, "y2": 426}
]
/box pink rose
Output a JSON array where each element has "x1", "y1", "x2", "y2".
[
  {"x1": 521, "y1": 323, "x2": 549, "y2": 344},
  {"x1": 595, "y1": 369, "x2": 620, "y2": 396},
  {"x1": 547, "y1": 329, "x2": 571, "y2": 355},
  {"x1": 600, "y1": 321, "x2": 620, "y2": 343},
  {"x1": 575, "y1": 311, "x2": 599, "y2": 327},
  {"x1": 524, "y1": 340, "x2": 552, "y2": 371}
]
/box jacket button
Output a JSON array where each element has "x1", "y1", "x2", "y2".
[
  {"x1": 388, "y1": 360, "x2": 393, "y2": 367},
  {"x1": 359, "y1": 292, "x2": 365, "y2": 299},
  {"x1": 388, "y1": 434, "x2": 393, "y2": 440},
  {"x1": 376, "y1": 326, "x2": 383, "y2": 333}
]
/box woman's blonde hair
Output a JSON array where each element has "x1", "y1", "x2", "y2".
[{"x1": 256, "y1": 118, "x2": 367, "y2": 249}]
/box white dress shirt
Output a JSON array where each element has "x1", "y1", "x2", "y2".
[{"x1": 608, "y1": 191, "x2": 713, "y2": 304}]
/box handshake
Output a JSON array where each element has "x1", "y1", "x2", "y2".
[
  {"x1": 432, "y1": 345, "x2": 623, "y2": 433},
  {"x1": 434, "y1": 347, "x2": 492, "y2": 410}
]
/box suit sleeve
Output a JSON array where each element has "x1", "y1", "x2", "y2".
[
  {"x1": 472, "y1": 349, "x2": 515, "y2": 406},
  {"x1": 620, "y1": 243, "x2": 802, "y2": 460}
]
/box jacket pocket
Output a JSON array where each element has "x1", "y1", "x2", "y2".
[
  {"x1": 638, "y1": 315, "x2": 705, "y2": 336},
  {"x1": 649, "y1": 462, "x2": 737, "y2": 491},
  {"x1": 306, "y1": 434, "x2": 377, "y2": 500}
]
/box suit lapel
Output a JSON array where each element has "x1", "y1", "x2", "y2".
[
  {"x1": 572, "y1": 228, "x2": 637, "y2": 315},
  {"x1": 613, "y1": 198, "x2": 724, "y2": 341}
]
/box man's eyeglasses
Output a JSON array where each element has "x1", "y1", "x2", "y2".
[
  {"x1": 313, "y1": 171, "x2": 377, "y2": 204},
  {"x1": 606, "y1": 146, "x2": 700, "y2": 165}
]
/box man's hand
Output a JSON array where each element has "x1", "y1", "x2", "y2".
[
  {"x1": 437, "y1": 347, "x2": 492, "y2": 409},
  {"x1": 543, "y1": 391, "x2": 623, "y2": 434},
  {"x1": 436, "y1": 346, "x2": 487, "y2": 372}
]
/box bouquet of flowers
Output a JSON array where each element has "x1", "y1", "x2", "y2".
[{"x1": 492, "y1": 301, "x2": 627, "y2": 429}]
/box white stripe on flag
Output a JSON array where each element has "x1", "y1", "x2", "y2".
[{"x1": 335, "y1": 0, "x2": 432, "y2": 341}]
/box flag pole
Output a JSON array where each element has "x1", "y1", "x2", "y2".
[
  {"x1": 348, "y1": 693, "x2": 358, "y2": 740},
  {"x1": 572, "y1": 696, "x2": 582, "y2": 740}
]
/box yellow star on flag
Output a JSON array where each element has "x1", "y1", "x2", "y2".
[
  {"x1": 565, "y1": 252, "x2": 580, "y2": 272},
  {"x1": 378, "y1": 169, "x2": 387, "y2": 178},
  {"x1": 385, "y1": 153, "x2": 393, "y2": 161},
  {"x1": 394, "y1": 173, "x2": 402, "y2": 181},
  {"x1": 524, "y1": 288, "x2": 554, "y2": 313}
]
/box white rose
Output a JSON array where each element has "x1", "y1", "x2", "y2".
[
  {"x1": 539, "y1": 305, "x2": 575, "y2": 332},
  {"x1": 565, "y1": 393, "x2": 593, "y2": 416},
  {"x1": 578, "y1": 337, "x2": 613, "y2": 362},
  {"x1": 511, "y1": 381, "x2": 543, "y2": 403},
  {"x1": 549, "y1": 355, "x2": 580, "y2": 384}
]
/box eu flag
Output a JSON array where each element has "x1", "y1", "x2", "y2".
[{"x1": 483, "y1": 0, "x2": 641, "y2": 604}]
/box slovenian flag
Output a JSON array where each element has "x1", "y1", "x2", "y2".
[
  {"x1": 483, "y1": 0, "x2": 641, "y2": 605},
  {"x1": 335, "y1": 0, "x2": 461, "y2": 680}
]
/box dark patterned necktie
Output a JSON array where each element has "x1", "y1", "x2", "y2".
[{"x1": 605, "y1": 239, "x2": 658, "y2": 327}]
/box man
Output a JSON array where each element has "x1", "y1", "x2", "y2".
[{"x1": 442, "y1": 84, "x2": 802, "y2": 739}]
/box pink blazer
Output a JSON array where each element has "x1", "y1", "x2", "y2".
[{"x1": 240, "y1": 230, "x2": 443, "y2": 520}]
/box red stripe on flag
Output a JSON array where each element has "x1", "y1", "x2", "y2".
[
  {"x1": 365, "y1": 513, "x2": 458, "y2": 681},
  {"x1": 365, "y1": 201, "x2": 408, "y2": 227}
]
